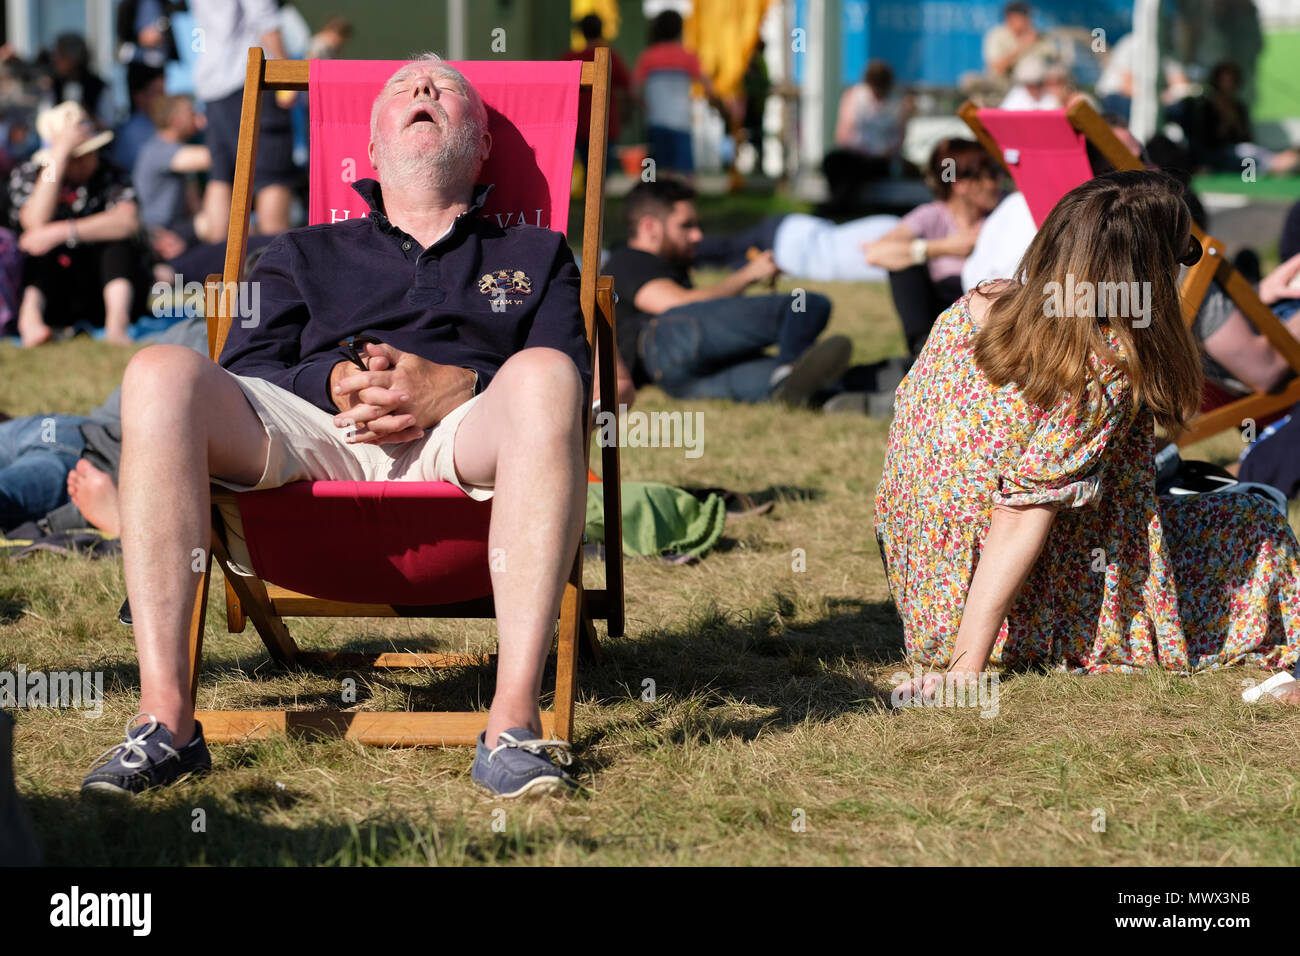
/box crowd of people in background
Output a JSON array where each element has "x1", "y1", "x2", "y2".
[
  {"x1": 0, "y1": 0, "x2": 353, "y2": 347},
  {"x1": 2, "y1": 0, "x2": 1300, "y2": 522}
]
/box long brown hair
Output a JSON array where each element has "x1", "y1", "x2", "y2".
[{"x1": 971, "y1": 170, "x2": 1203, "y2": 436}]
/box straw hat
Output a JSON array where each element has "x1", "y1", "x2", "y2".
[{"x1": 31, "y1": 101, "x2": 114, "y2": 166}]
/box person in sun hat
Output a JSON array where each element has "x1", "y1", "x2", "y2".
[{"x1": 8, "y1": 100, "x2": 143, "y2": 346}]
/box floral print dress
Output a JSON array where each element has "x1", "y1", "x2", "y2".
[{"x1": 874, "y1": 291, "x2": 1300, "y2": 673}]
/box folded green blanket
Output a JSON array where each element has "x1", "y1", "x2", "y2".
[{"x1": 586, "y1": 481, "x2": 726, "y2": 560}]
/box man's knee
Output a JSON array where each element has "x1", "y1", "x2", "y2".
[
  {"x1": 801, "y1": 291, "x2": 833, "y2": 324},
  {"x1": 494, "y1": 348, "x2": 584, "y2": 422},
  {"x1": 121, "y1": 345, "x2": 209, "y2": 417}
]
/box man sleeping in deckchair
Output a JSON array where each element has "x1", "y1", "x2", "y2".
[{"x1": 82, "y1": 56, "x2": 590, "y2": 799}]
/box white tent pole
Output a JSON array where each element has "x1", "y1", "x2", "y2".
[
  {"x1": 448, "y1": 0, "x2": 467, "y2": 60},
  {"x1": 1129, "y1": 0, "x2": 1160, "y2": 143}
]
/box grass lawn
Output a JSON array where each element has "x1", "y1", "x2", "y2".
[{"x1": 3, "y1": 195, "x2": 1300, "y2": 866}]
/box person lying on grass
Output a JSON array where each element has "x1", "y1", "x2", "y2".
[
  {"x1": 82, "y1": 55, "x2": 592, "y2": 799},
  {"x1": 875, "y1": 170, "x2": 1300, "y2": 699}
]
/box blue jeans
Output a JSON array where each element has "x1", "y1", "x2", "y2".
[
  {"x1": 0, "y1": 414, "x2": 87, "y2": 530},
  {"x1": 640, "y1": 292, "x2": 833, "y2": 402},
  {"x1": 647, "y1": 125, "x2": 694, "y2": 174}
]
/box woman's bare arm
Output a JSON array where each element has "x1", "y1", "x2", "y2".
[{"x1": 948, "y1": 502, "x2": 1058, "y2": 672}]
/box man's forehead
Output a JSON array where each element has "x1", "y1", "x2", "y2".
[{"x1": 385, "y1": 63, "x2": 465, "y2": 92}]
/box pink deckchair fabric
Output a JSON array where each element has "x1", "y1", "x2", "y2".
[
  {"x1": 976, "y1": 109, "x2": 1093, "y2": 228},
  {"x1": 308, "y1": 59, "x2": 581, "y2": 235},
  {"x1": 229, "y1": 59, "x2": 583, "y2": 605}
]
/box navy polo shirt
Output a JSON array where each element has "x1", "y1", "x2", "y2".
[{"x1": 220, "y1": 178, "x2": 590, "y2": 414}]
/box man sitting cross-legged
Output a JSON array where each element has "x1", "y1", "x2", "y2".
[{"x1": 81, "y1": 56, "x2": 592, "y2": 799}]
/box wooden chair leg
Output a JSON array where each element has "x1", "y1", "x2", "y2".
[
  {"x1": 210, "y1": 531, "x2": 299, "y2": 667},
  {"x1": 225, "y1": 578, "x2": 246, "y2": 633},
  {"x1": 580, "y1": 607, "x2": 603, "y2": 664},
  {"x1": 188, "y1": 549, "x2": 212, "y2": 708},
  {"x1": 553, "y1": 574, "x2": 582, "y2": 743}
]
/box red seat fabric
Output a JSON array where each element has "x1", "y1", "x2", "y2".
[{"x1": 236, "y1": 481, "x2": 493, "y2": 605}]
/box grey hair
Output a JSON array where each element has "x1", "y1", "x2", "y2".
[{"x1": 369, "y1": 52, "x2": 489, "y2": 140}]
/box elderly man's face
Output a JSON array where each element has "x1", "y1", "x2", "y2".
[{"x1": 368, "y1": 63, "x2": 491, "y2": 191}]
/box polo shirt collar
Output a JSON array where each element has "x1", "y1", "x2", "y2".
[{"x1": 352, "y1": 178, "x2": 493, "y2": 245}]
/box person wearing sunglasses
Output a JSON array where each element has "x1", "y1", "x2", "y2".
[
  {"x1": 876, "y1": 170, "x2": 1300, "y2": 702},
  {"x1": 863, "y1": 138, "x2": 1004, "y2": 359}
]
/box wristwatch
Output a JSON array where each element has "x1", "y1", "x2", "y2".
[
  {"x1": 909, "y1": 237, "x2": 927, "y2": 265},
  {"x1": 65, "y1": 218, "x2": 78, "y2": 248}
]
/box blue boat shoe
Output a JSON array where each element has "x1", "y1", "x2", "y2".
[
  {"x1": 81, "y1": 713, "x2": 211, "y2": 795},
  {"x1": 471, "y1": 727, "x2": 576, "y2": 797}
]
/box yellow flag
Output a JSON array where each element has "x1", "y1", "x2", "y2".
[{"x1": 683, "y1": 0, "x2": 773, "y2": 99}]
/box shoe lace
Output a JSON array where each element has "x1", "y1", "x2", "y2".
[
  {"x1": 489, "y1": 732, "x2": 573, "y2": 767},
  {"x1": 88, "y1": 713, "x2": 177, "y2": 771}
]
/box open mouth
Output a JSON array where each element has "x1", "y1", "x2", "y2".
[{"x1": 405, "y1": 104, "x2": 440, "y2": 129}]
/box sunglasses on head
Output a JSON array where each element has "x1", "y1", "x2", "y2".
[{"x1": 1179, "y1": 236, "x2": 1203, "y2": 268}]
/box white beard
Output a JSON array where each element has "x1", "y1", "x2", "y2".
[{"x1": 375, "y1": 105, "x2": 483, "y2": 194}]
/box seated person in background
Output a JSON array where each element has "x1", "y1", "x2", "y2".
[
  {"x1": 879, "y1": 170, "x2": 1300, "y2": 701},
  {"x1": 1181, "y1": 61, "x2": 1299, "y2": 175},
  {"x1": 1195, "y1": 251, "x2": 1300, "y2": 394},
  {"x1": 0, "y1": 316, "x2": 208, "y2": 536},
  {"x1": 81, "y1": 56, "x2": 591, "y2": 800},
  {"x1": 983, "y1": 2, "x2": 1045, "y2": 85},
  {"x1": 864, "y1": 139, "x2": 1001, "y2": 356},
  {"x1": 998, "y1": 57, "x2": 1069, "y2": 111},
  {"x1": 605, "y1": 177, "x2": 847, "y2": 406},
  {"x1": 113, "y1": 63, "x2": 165, "y2": 175},
  {"x1": 10, "y1": 102, "x2": 142, "y2": 347},
  {"x1": 822, "y1": 60, "x2": 914, "y2": 212},
  {"x1": 692, "y1": 209, "x2": 898, "y2": 283},
  {"x1": 46, "y1": 34, "x2": 112, "y2": 124},
  {"x1": 133, "y1": 93, "x2": 214, "y2": 263}
]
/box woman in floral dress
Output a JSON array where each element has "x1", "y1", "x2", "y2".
[{"x1": 874, "y1": 170, "x2": 1300, "y2": 695}]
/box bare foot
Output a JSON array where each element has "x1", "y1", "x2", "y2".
[
  {"x1": 19, "y1": 318, "x2": 53, "y2": 347},
  {"x1": 66, "y1": 459, "x2": 121, "y2": 535},
  {"x1": 1275, "y1": 684, "x2": 1300, "y2": 705}
]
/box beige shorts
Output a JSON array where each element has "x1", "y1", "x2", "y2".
[{"x1": 212, "y1": 371, "x2": 491, "y2": 575}]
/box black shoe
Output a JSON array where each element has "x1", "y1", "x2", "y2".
[
  {"x1": 771, "y1": 336, "x2": 853, "y2": 408},
  {"x1": 81, "y1": 715, "x2": 211, "y2": 796}
]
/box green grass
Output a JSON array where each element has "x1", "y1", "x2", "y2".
[
  {"x1": 1255, "y1": 29, "x2": 1300, "y2": 123},
  {"x1": 3, "y1": 209, "x2": 1300, "y2": 865}
]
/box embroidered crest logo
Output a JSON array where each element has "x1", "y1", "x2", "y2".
[{"x1": 479, "y1": 269, "x2": 531, "y2": 310}]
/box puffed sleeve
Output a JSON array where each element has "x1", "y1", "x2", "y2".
[{"x1": 993, "y1": 358, "x2": 1134, "y2": 509}]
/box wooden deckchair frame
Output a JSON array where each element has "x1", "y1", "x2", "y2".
[
  {"x1": 190, "y1": 48, "x2": 624, "y2": 747},
  {"x1": 959, "y1": 98, "x2": 1300, "y2": 446}
]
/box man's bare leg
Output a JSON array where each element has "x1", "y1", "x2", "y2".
[
  {"x1": 118, "y1": 345, "x2": 269, "y2": 746},
  {"x1": 253, "y1": 185, "x2": 292, "y2": 235},
  {"x1": 451, "y1": 348, "x2": 586, "y2": 748}
]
